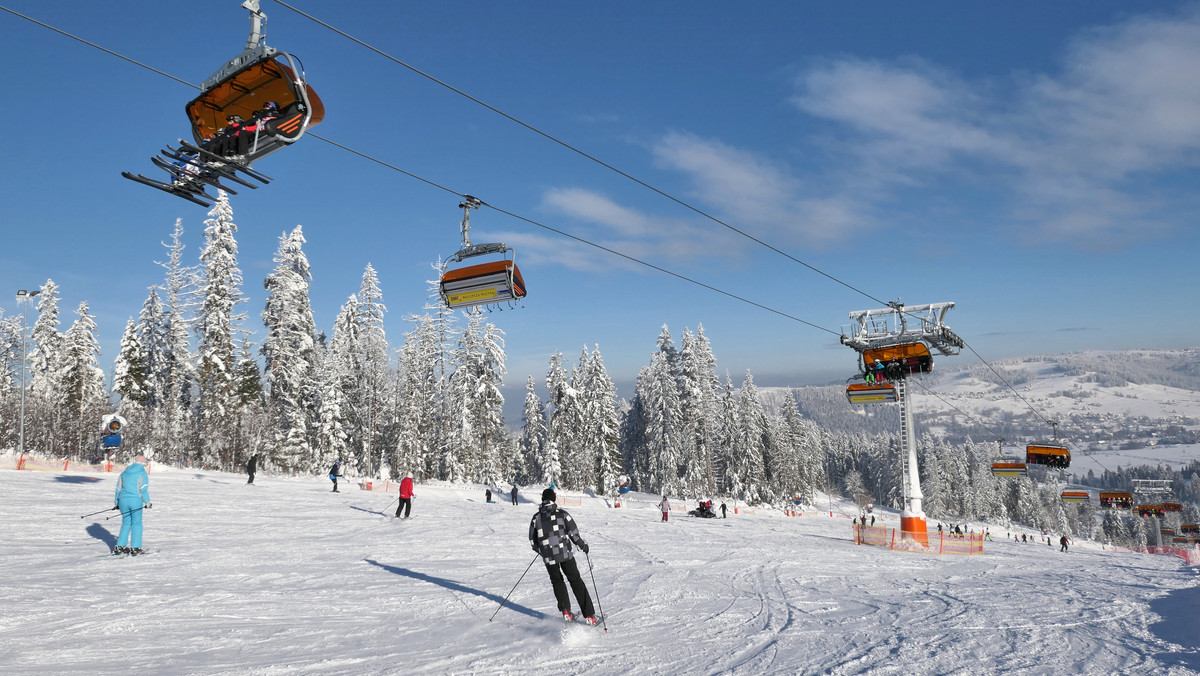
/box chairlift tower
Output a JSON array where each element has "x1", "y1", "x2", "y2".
[{"x1": 841, "y1": 301, "x2": 964, "y2": 546}]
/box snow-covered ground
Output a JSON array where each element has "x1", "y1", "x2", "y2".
[{"x1": 3, "y1": 466, "x2": 1199, "y2": 675}]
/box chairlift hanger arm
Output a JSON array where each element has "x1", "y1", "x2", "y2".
[{"x1": 202, "y1": 1, "x2": 278, "y2": 91}]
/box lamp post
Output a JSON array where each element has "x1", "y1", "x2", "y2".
[{"x1": 15, "y1": 289, "x2": 40, "y2": 457}]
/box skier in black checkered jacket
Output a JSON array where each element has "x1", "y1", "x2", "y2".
[{"x1": 529, "y1": 488, "x2": 597, "y2": 624}]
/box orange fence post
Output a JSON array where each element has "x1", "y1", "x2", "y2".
[{"x1": 17, "y1": 454, "x2": 25, "y2": 470}]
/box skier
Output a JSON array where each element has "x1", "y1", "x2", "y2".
[
  {"x1": 246, "y1": 453, "x2": 258, "y2": 485},
  {"x1": 329, "y1": 460, "x2": 342, "y2": 493},
  {"x1": 395, "y1": 472, "x2": 414, "y2": 518},
  {"x1": 511, "y1": 484, "x2": 519, "y2": 506},
  {"x1": 720, "y1": 502, "x2": 727, "y2": 518},
  {"x1": 529, "y1": 488, "x2": 597, "y2": 625},
  {"x1": 1059, "y1": 534, "x2": 1069, "y2": 552},
  {"x1": 660, "y1": 495, "x2": 670, "y2": 523},
  {"x1": 113, "y1": 453, "x2": 151, "y2": 555},
  {"x1": 486, "y1": 488, "x2": 493, "y2": 503}
]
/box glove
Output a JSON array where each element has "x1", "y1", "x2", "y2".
[
  {"x1": 580, "y1": 543, "x2": 589, "y2": 554},
  {"x1": 113, "y1": 505, "x2": 119, "y2": 510},
  {"x1": 144, "y1": 503, "x2": 152, "y2": 509}
]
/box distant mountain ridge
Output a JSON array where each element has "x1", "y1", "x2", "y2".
[{"x1": 775, "y1": 348, "x2": 1200, "y2": 451}]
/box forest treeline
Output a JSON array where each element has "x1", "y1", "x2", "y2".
[{"x1": 1, "y1": 194, "x2": 1196, "y2": 544}]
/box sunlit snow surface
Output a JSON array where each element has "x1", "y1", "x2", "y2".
[{"x1": 3, "y1": 467, "x2": 1199, "y2": 675}]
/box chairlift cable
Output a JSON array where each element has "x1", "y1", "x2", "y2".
[
  {"x1": 0, "y1": 4, "x2": 843, "y2": 337},
  {"x1": 0, "y1": 5, "x2": 196, "y2": 89},
  {"x1": 267, "y1": 0, "x2": 891, "y2": 308},
  {"x1": 2, "y1": 4, "x2": 1108, "y2": 447},
  {"x1": 268, "y1": 0, "x2": 1075, "y2": 438}
]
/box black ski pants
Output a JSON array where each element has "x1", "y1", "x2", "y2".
[
  {"x1": 396, "y1": 497, "x2": 412, "y2": 518},
  {"x1": 545, "y1": 557, "x2": 594, "y2": 617}
]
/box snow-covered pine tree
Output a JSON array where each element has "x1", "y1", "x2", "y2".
[
  {"x1": 154, "y1": 220, "x2": 198, "y2": 464},
  {"x1": 194, "y1": 192, "x2": 246, "y2": 468},
  {"x1": 544, "y1": 351, "x2": 573, "y2": 488},
  {"x1": 559, "y1": 347, "x2": 594, "y2": 491},
  {"x1": 679, "y1": 325, "x2": 721, "y2": 496},
  {"x1": 60, "y1": 301, "x2": 107, "y2": 459},
  {"x1": 581, "y1": 345, "x2": 621, "y2": 495},
  {"x1": 393, "y1": 313, "x2": 440, "y2": 479},
  {"x1": 444, "y1": 309, "x2": 507, "y2": 484},
  {"x1": 519, "y1": 374, "x2": 547, "y2": 484},
  {"x1": 732, "y1": 371, "x2": 769, "y2": 504},
  {"x1": 232, "y1": 336, "x2": 268, "y2": 471},
  {"x1": 356, "y1": 264, "x2": 389, "y2": 477},
  {"x1": 262, "y1": 225, "x2": 318, "y2": 471},
  {"x1": 714, "y1": 372, "x2": 741, "y2": 497},
  {"x1": 113, "y1": 317, "x2": 150, "y2": 413},
  {"x1": 28, "y1": 279, "x2": 64, "y2": 402},
  {"x1": 643, "y1": 350, "x2": 685, "y2": 497}
]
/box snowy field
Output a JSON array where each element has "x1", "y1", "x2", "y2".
[{"x1": 3, "y1": 466, "x2": 1199, "y2": 675}]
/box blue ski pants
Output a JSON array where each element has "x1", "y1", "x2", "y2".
[{"x1": 117, "y1": 497, "x2": 144, "y2": 548}]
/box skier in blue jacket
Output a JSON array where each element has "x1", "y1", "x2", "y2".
[{"x1": 114, "y1": 454, "x2": 151, "y2": 555}]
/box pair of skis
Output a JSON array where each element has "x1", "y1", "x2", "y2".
[{"x1": 122, "y1": 140, "x2": 272, "y2": 207}]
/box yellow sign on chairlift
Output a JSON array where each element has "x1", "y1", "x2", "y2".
[{"x1": 448, "y1": 287, "x2": 499, "y2": 306}]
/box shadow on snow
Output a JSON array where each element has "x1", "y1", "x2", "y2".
[{"x1": 364, "y1": 558, "x2": 548, "y2": 620}]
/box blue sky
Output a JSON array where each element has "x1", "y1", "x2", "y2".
[{"x1": 1, "y1": 1, "x2": 1198, "y2": 399}]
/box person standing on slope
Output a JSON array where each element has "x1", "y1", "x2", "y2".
[
  {"x1": 529, "y1": 488, "x2": 597, "y2": 624},
  {"x1": 329, "y1": 460, "x2": 342, "y2": 493},
  {"x1": 1059, "y1": 534, "x2": 1070, "y2": 552},
  {"x1": 511, "y1": 484, "x2": 519, "y2": 506},
  {"x1": 395, "y1": 472, "x2": 414, "y2": 518},
  {"x1": 246, "y1": 453, "x2": 258, "y2": 485},
  {"x1": 114, "y1": 453, "x2": 152, "y2": 555},
  {"x1": 659, "y1": 495, "x2": 670, "y2": 523}
]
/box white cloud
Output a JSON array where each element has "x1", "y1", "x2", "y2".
[{"x1": 787, "y1": 5, "x2": 1200, "y2": 247}]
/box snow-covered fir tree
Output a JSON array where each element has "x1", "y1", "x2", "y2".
[
  {"x1": 519, "y1": 374, "x2": 547, "y2": 484},
  {"x1": 112, "y1": 317, "x2": 150, "y2": 413},
  {"x1": 27, "y1": 279, "x2": 64, "y2": 402},
  {"x1": 354, "y1": 264, "x2": 389, "y2": 477},
  {"x1": 194, "y1": 192, "x2": 246, "y2": 467},
  {"x1": 444, "y1": 309, "x2": 507, "y2": 484},
  {"x1": 261, "y1": 225, "x2": 318, "y2": 471},
  {"x1": 580, "y1": 345, "x2": 621, "y2": 495},
  {"x1": 732, "y1": 371, "x2": 769, "y2": 504},
  {"x1": 154, "y1": 220, "x2": 198, "y2": 464},
  {"x1": 60, "y1": 301, "x2": 107, "y2": 457}
]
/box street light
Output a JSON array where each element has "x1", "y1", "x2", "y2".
[{"x1": 15, "y1": 289, "x2": 40, "y2": 457}]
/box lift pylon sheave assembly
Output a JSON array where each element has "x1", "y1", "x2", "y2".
[
  {"x1": 439, "y1": 197, "x2": 527, "y2": 311},
  {"x1": 840, "y1": 300, "x2": 963, "y2": 547},
  {"x1": 123, "y1": 0, "x2": 324, "y2": 206}
]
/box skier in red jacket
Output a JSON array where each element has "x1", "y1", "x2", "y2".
[{"x1": 396, "y1": 472, "x2": 415, "y2": 518}]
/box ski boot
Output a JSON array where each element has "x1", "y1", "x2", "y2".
[{"x1": 562, "y1": 610, "x2": 575, "y2": 622}]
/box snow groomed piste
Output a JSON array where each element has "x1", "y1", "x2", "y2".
[{"x1": 5, "y1": 461, "x2": 1200, "y2": 674}]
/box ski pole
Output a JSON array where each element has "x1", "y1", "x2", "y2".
[
  {"x1": 380, "y1": 497, "x2": 399, "y2": 515},
  {"x1": 585, "y1": 551, "x2": 608, "y2": 633},
  {"x1": 489, "y1": 554, "x2": 540, "y2": 622},
  {"x1": 80, "y1": 506, "x2": 119, "y2": 519},
  {"x1": 105, "y1": 505, "x2": 147, "y2": 520}
]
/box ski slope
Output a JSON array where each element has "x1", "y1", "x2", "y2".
[{"x1": 3, "y1": 466, "x2": 1199, "y2": 675}]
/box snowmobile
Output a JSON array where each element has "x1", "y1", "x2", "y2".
[{"x1": 688, "y1": 500, "x2": 718, "y2": 518}]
